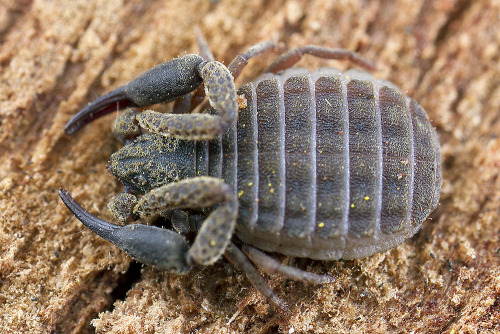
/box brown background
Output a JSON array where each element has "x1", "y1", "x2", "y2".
[{"x1": 0, "y1": 0, "x2": 498, "y2": 333}]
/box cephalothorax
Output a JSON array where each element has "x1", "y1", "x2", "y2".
[{"x1": 59, "y1": 34, "x2": 441, "y2": 309}]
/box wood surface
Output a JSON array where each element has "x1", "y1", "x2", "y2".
[{"x1": 0, "y1": 0, "x2": 498, "y2": 333}]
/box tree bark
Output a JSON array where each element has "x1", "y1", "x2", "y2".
[{"x1": 0, "y1": 0, "x2": 498, "y2": 333}]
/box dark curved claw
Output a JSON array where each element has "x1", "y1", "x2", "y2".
[
  {"x1": 65, "y1": 54, "x2": 205, "y2": 135},
  {"x1": 59, "y1": 189, "x2": 191, "y2": 274},
  {"x1": 65, "y1": 88, "x2": 136, "y2": 135}
]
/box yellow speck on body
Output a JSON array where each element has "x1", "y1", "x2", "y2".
[
  {"x1": 248, "y1": 182, "x2": 253, "y2": 186},
  {"x1": 318, "y1": 222, "x2": 325, "y2": 228},
  {"x1": 210, "y1": 240, "x2": 216, "y2": 247},
  {"x1": 364, "y1": 196, "x2": 370, "y2": 201},
  {"x1": 269, "y1": 188, "x2": 275, "y2": 194},
  {"x1": 238, "y1": 190, "x2": 244, "y2": 197},
  {"x1": 351, "y1": 203, "x2": 355, "y2": 208}
]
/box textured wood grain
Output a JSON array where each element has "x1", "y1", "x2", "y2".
[{"x1": 0, "y1": 0, "x2": 498, "y2": 333}]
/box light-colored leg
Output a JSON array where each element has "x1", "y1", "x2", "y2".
[
  {"x1": 228, "y1": 41, "x2": 280, "y2": 80},
  {"x1": 225, "y1": 243, "x2": 288, "y2": 310},
  {"x1": 243, "y1": 245, "x2": 335, "y2": 285},
  {"x1": 266, "y1": 45, "x2": 376, "y2": 73}
]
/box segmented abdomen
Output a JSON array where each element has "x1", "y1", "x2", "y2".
[{"x1": 197, "y1": 68, "x2": 441, "y2": 260}]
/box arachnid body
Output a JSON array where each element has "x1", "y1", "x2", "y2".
[{"x1": 59, "y1": 34, "x2": 441, "y2": 309}]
